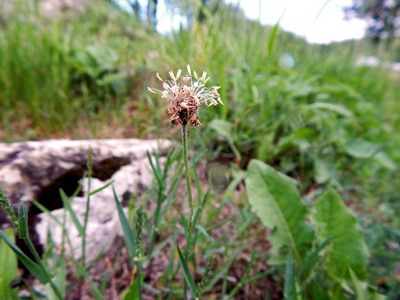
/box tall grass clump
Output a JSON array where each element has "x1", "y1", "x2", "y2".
[
  {"x1": 0, "y1": 0, "x2": 71, "y2": 134},
  {"x1": 147, "y1": 4, "x2": 398, "y2": 194},
  {"x1": 0, "y1": 0, "x2": 149, "y2": 138}
]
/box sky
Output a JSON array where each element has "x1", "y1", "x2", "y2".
[{"x1": 116, "y1": 0, "x2": 367, "y2": 44}]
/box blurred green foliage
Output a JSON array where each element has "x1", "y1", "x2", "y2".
[{"x1": 0, "y1": 0, "x2": 399, "y2": 298}]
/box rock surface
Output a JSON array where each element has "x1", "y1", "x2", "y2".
[{"x1": 0, "y1": 139, "x2": 174, "y2": 262}]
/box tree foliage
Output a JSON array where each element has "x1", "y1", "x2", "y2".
[{"x1": 344, "y1": 0, "x2": 400, "y2": 42}]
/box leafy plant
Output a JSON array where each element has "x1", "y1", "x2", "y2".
[{"x1": 246, "y1": 159, "x2": 381, "y2": 299}]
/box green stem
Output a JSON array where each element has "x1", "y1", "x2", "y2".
[
  {"x1": 181, "y1": 124, "x2": 194, "y2": 299},
  {"x1": 26, "y1": 237, "x2": 64, "y2": 300},
  {"x1": 82, "y1": 169, "x2": 92, "y2": 268}
]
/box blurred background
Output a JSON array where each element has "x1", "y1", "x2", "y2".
[{"x1": 0, "y1": 0, "x2": 399, "y2": 296}]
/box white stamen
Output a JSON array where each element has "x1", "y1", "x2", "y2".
[
  {"x1": 176, "y1": 69, "x2": 182, "y2": 80},
  {"x1": 169, "y1": 71, "x2": 176, "y2": 81},
  {"x1": 201, "y1": 71, "x2": 207, "y2": 81}
]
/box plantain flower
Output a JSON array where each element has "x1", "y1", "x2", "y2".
[{"x1": 148, "y1": 65, "x2": 223, "y2": 127}]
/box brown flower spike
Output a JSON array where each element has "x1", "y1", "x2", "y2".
[{"x1": 148, "y1": 65, "x2": 223, "y2": 127}]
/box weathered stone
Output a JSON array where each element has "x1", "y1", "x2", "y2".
[
  {"x1": 0, "y1": 138, "x2": 174, "y2": 263},
  {"x1": 0, "y1": 138, "x2": 173, "y2": 224}
]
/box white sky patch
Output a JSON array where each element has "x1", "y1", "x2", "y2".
[
  {"x1": 112, "y1": 0, "x2": 367, "y2": 43},
  {"x1": 111, "y1": 0, "x2": 187, "y2": 34},
  {"x1": 156, "y1": 0, "x2": 188, "y2": 34},
  {"x1": 226, "y1": 0, "x2": 367, "y2": 44}
]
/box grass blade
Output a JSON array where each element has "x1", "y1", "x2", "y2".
[
  {"x1": 112, "y1": 185, "x2": 136, "y2": 257},
  {"x1": 59, "y1": 189, "x2": 83, "y2": 236},
  {"x1": 0, "y1": 230, "x2": 49, "y2": 284},
  {"x1": 89, "y1": 180, "x2": 115, "y2": 196},
  {"x1": 176, "y1": 244, "x2": 197, "y2": 296},
  {"x1": 0, "y1": 228, "x2": 19, "y2": 300}
]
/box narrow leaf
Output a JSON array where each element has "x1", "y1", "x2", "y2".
[
  {"x1": 112, "y1": 185, "x2": 136, "y2": 257},
  {"x1": 89, "y1": 180, "x2": 115, "y2": 196},
  {"x1": 146, "y1": 151, "x2": 162, "y2": 186},
  {"x1": 18, "y1": 201, "x2": 28, "y2": 239},
  {"x1": 59, "y1": 189, "x2": 83, "y2": 235},
  {"x1": 176, "y1": 245, "x2": 197, "y2": 296},
  {"x1": 267, "y1": 21, "x2": 280, "y2": 59},
  {"x1": 31, "y1": 199, "x2": 62, "y2": 226},
  {"x1": 0, "y1": 231, "x2": 49, "y2": 284},
  {"x1": 301, "y1": 235, "x2": 332, "y2": 279}
]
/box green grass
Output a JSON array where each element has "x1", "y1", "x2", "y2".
[{"x1": 0, "y1": 0, "x2": 399, "y2": 298}]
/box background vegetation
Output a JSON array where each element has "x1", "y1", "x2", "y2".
[{"x1": 0, "y1": 0, "x2": 399, "y2": 298}]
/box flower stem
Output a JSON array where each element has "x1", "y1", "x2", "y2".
[{"x1": 181, "y1": 123, "x2": 194, "y2": 299}]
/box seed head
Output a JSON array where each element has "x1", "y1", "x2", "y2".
[{"x1": 148, "y1": 66, "x2": 224, "y2": 127}]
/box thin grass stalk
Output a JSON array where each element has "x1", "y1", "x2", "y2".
[{"x1": 181, "y1": 123, "x2": 194, "y2": 299}]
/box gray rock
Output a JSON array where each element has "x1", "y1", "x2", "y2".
[
  {"x1": 0, "y1": 139, "x2": 172, "y2": 204},
  {"x1": 0, "y1": 139, "x2": 174, "y2": 262}
]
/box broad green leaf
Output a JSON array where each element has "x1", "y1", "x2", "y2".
[
  {"x1": 293, "y1": 128, "x2": 317, "y2": 140},
  {"x1": 314, "y1": 158, "x2": 332, "y2": 184},
  {"x1": 245, "y1": 160, "x2": 314, "y2": 266},
  {"x1": 122, "y1": 275, "x2": 143, "y2": 300},
  {"x1": 307, "y1": 102, "x2": 354, "y2": 117},
  {"x1": 349, "y1": 268, "x2": 386, "y2": 300},
  {"x1": 313, "y1": 190, "x2": 369, "y2": 278},
  {"x1": 349, "y1": 267, "x2": 368, "y2": 300},
  {"x1": 284, "y1": 252, "x2": 294, "y2": 299},
  {"x1": 209, "y1": 119, "x2": 234, "y2": 144},
  {"x1": 0, "y1": 228, "x2": 19, "y2": 300},
  {"x1": 346, "y1": 139, "x2": 396, "y2": 170},
  {"x1": 374, "y1": 152, "x2": 397, "y2": 171},
  {"x1": 209, "y1": 119, "x2": 241, "y2": 162},
  {"x1": 0, "y1": 231, "x2": 49, "y2": 284},
  {"x1": 176, "y1": 245, "x2": 197, "y2": 296},
  {"x1": 345, "y1": 139, "x2": 382, "y2": 158}
]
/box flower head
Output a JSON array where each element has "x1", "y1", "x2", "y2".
[{"x1": 148, "y1": 65, "x2": 223, "y2": 127}]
